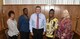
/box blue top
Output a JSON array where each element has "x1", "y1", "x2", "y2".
[{"x1": 18, "y1": 15, "x2": 30, "y2": 32}]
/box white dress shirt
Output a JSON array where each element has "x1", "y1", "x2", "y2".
[
  {"x1": 7, "y1": 18, "x2": 19, "y2": 37},
  {"x1": 29, "y1": 13, "x2": 46, "y2": 32}
]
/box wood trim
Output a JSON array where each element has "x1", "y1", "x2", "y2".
[{"x1": 3, "y1": 4, "x2": 80, "y2": 6}]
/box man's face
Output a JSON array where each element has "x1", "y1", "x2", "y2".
[
  {"x1": 49, "y1": 11, "x2": 54, "y2": 18},
  {"x1": 24, "y1": 9, "x2": 28, "y2": 15},
  {"x1": 35, "y1": 8, "x2": 41, "y2": 14}
]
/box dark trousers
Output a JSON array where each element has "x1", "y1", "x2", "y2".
[
  {"x1": 33, "y1": 28, "x2": 43, "y2": 39},
  {"x1": 8, "y1": 35, "x2": 18, "y2": 39},
  {"x1": 20, "y1": 32, "x2": 29, "y2": 39},
  {"x1": 47, "y1": 37, "x2": 53, "y2": 39},
  {"x1": 47, "y1": 37, "x2": 59, "y2": 39}
]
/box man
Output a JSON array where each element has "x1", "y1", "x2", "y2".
[
  {"x1": 29, "y1": 6, "x2": 46, "y2": 39},
  {"x1": 18, "y1": 8, "x2": 29, "y2": 39}
]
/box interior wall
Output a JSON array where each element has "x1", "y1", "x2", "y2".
[
  {"x1": 0, "y1": 0, "x2": 7, "y2": 39},
  {"x1": 2, "y1": 5, "x2": 80, "y2": 35},
  {"x1": 0, "y1": 0, "x2": 3, "y2": 31}
]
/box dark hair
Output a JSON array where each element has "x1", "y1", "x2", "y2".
[
  {"x1": 36, "y1": 6, "x2": 41, "y2": 9},
  {"x1": 23, "y1": 8, "x2": 28, "y2": 11},
  {"x1": 49, "y1": 9, "x2": 55, "y2": 14},
  {"x1": 49, "y1": 9, "x2": 55, "y2": 22},
  {"x1": 8, "y1": 10, "x2": 15, "y2": 17}
]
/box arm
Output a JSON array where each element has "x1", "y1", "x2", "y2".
[
  {"x1": 18, "y1": 16, "x2": 22, "y2": 31},
  {"x1": 55, "y1": 19, "x2": 58, "y2": 29},
  {"x1": 43, "y1": 15, "x2": 46, "y2": 32},
  {"x1": 29, "y1": 15, "x2": 34, "y2": 36},
  {"x1": 65, "y1": 20, "x2": 72, "y2": 36},
  {"x1": 62, "y1": 19, "x2": 72, "y2": 38},
  {"x1": 29, "y1": 15, "x2": 33, "y2": 32}
]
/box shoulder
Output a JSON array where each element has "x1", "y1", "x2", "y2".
[
  {"x1": 53, "y1": 18, "x2": 58, "y2": 21},
  {"x1": 40, "y1": 13, "x2": 45, "y2": 18},
  {"x1": 31, "y1": 13, "x2": 36, "y2": 17},
  {"x1": 40, "y1": 13, "x2": 45, "y2": 16},
  {"x1": 47, "y1": 18, "x2": 49, "y2": 20},
  {"x1": 18, "y1": 15, "x2": 25, "y2": 20},
  {"x1": 65, "y1": 18, "x2": 71, "y2": 22},
  {"x1": 19, "y1": 15, "x2": 24, "y2": 18},
  {"x1": 14, "y1": 19, "x2": 17, "y2": 22},
  {"x1": 7, "y1": 19, "x2": 11, "y2": 22},
  {"x1": 7, "y1": 19, "x2": 12, "y2": 23}
]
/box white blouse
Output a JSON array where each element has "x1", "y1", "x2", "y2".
[{"x1": 7, "y1": 18, "x2": 19, "y2": 37}]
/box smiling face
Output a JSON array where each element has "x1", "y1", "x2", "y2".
[
  {"x1": 35, "y1": 7, "x2": 41, "y2": 14},
  {"x1": 62, "y1": 10, "x2": 70, "y2": 18},
  {"x1": 49, "y1": 11, "x2": 54, "y2": 18},
  {"x1": 35, "y1": 6, "x2": 41, "y2": 14},
  {"x1": 23, "y1": 8, "x2": 28, "y2": 16},
  {"x1": 8, "y1": 11, "x2": 15, "y2": 20},
  {"x1": 11, "y1": 13, "x2": 15, "y2": 19}
]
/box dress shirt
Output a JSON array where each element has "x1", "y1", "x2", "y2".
[{"x1": 29, "y1": 13, "x2": 46, "y2": 32}]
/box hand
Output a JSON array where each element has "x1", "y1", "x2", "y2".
[
  {"x1": 31, "y1": 32, "x2": 33, "y2": 36},
  {"x1": 63, "y1": 33, "x2": 66, "y2": 37},
  {"x1": 61, "y1": 36, "x2": 64, "y2": 39},
  {"x1": 43, "y1": 32, "x2": 45, "y2": 35},
  {"x1": 16, "y1": 33, "x2": 20, "y2": 36},
  {"x1": 18, "y1": 33, "x2": 20, "y2": 35}
]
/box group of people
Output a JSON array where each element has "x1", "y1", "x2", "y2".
[{"x1": 7, "y1": 6, "x2": 73, "y2": 39}]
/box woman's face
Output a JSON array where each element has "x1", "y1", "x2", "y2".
[
  {"x1": 49, "y1": 11, "x2": 54, "y2": 18},
  {"x1": 62, "y1": 10, "x2": 69, "y2": 18},
  {"x1": 11, "y1": 14, "x2": 15, "y2": 19},
  {"x1": 62, "y1": 12, "x2": 66, "y2": 18}
]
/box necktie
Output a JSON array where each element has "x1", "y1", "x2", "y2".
[{"x1": 36, "y1": 14, "x2": 39, "y2": 29}]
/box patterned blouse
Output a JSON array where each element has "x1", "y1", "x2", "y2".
[
  {"x1": 46, "y1": 18, "x2": 58, "y2": 38},
  {"x1": 57, "y1": 18, "x2": 72, "y2": 39}
]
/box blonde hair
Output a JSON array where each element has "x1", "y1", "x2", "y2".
[{"x1": 62, "y1": 9, "x2": 70, "y2": 18}]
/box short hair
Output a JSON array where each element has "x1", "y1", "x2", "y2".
[
  {"x1": 36, "y1": 6, "x2": 41, "y2": 9},
  {"x1": 49, "y1": 9, "x2": 55, "y2": 14},
  {"x1": 8, "y1": 10, "x2": 15, "y2": 17},
  {"x1": 23, "y1": 8, "x2": 28, "y2": 11}
]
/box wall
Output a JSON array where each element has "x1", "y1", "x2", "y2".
[
  {"x1": 2, "y1": 5, "x2": 80, "y2": 35},
  {"x1": 0, "y1": 0, "x2": 3, "y2": 31},
  {"x1": 0, "y1": 0, "x2": 7, "y2": 39},
  {"x1": 3, "y1": 0, "x2": 80, "y2": 4}
]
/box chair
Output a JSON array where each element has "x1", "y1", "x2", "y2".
[{"x1": 5, "y1": 29, "x2": 9, "y2": 39}]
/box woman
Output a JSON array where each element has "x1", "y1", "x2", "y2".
[
  {"x1": 7, "y1": 10, "x2": 19, "y2": 39},
  {"x1": 57, "y1": 10, "x2": 72, "y2": 39},
  {"x1": 46, "y1": 9, "x2": 58, "y2": 39}
]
